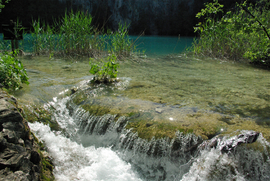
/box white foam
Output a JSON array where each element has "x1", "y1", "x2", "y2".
[
  {"x1": 29, "y1": 122, "x2": 142, "y2": 181},
  {"x1": 180, "y1": 148, "x2": 245, "y2": 181}
]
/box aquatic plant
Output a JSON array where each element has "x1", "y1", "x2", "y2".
[
  {"x1": 27, "y1": 10, "x2": 139, "y2": 58},
  {"x1": 57, "y1": 10, "x2": 103, "y2": 57},
  {"x1": 89, "y1": 52, "x2": 119, "y2": 84},
  {"x1": 107, "y1": 23, "x2": 137, "y2": 59},
  {"x1": 31, "y1": 19, "x2": 45, "y2": 55},
  {"x1": 30, "y1": 11, "x2": 101, "y2": 57},
  {"x1": 0, "y1": 51, "x2": 29, "y2": 90},
  {"x1": 193, "y1": 0, "x2": 270, "y2": 65}
]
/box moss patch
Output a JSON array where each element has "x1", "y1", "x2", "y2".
[
  {"x1": 73, "y1": 97, "x2": 227, "y2": 140},
  {"x1": 125, "y1": 119, "x2": 192, "y2": 140},
  {"x1": 22, "y1": 105, "x2": 60, "y2": 131},
  {"x1": 81, "y1": 104, "x2": 112, "y2": 116},
  {"x1": 71, "y1": 89, "x2": 270, "y2": 142},
  {"x1": 31, "y1": 132, "x2": 55, "y2": 181}
]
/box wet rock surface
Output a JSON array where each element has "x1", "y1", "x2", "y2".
[
  {"x1": 199, "y1": 130, "x2": 260, "y2": 153},
  {"x1": 0, "y1": 89, "x2": 47, "y2": 181}
]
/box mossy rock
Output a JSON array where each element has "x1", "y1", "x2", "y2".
[
  {"x1": 90, "y1": 77, "x2": 119, "y2": 85},
  {"x1": 72, "y1": 96, "x2": 226, "y2": 140},
  {"x1": 22, "y1": 105, "x2": 60, "y2": 131},
  {"x1": 125, "y1": 119, "x2": 193, "y2": 140},
  {"x1": 31, "y1": 132, "x2": 55, "y2": 181},
  {"x1": 71, "y1": 88, "x2": 270, "y2": 142}
]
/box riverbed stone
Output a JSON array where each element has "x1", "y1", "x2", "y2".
[
  {"x1": 0, "y1": 170, "x2": 30, "y2": 181},
  {"x1": 0, "y1": 133, "x2": 7, "y2": 150},
  {"x1": 2, "y1": 129, "x2": 18, "y2": 143}
]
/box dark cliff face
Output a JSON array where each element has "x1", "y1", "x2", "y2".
[
  {"x1": 68, "y1": 0, "x2": 200, "y2": 36},
  {"x1": 0, "y1": 0, "x2": 259, "y2": 36}
]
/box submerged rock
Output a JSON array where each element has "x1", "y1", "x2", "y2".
[{"x1": 199, "y1": 130, "x2": 260, "y2": 153}]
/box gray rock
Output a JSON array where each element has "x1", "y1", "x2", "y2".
[
  {"x1": 0, "y1": 133, "x2": 7, "y2": 151},
  {"x1": 0, "y1": 171, "x2": 30, "y2": 181},
  {"x1": 0, "y1": 152, "x2": 24, "y2": 168},
  {"x1": 155, "y1": 108, "x2": 163, "y2": 113},
  {"x1": 0, "y1": 109, "x2": 23, "y2": 124},
  {"x1": 0, "y1": 90, "x2": 47, "y2": 180},
  {"x1": 2, "y1": 129, "x2": 18, "y2": 143},
  {"x1": 2, "y1": 122, "x2": 25, "y2": 140}
]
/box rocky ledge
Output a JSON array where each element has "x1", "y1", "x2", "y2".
[{"x1": 0, "y1": 89, "x2": 54, "y2": 181}]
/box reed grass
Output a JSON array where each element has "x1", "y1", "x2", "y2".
[
  {"x1": 28, "y1": 10, "x2": 138, "y2": 59},
  {"x1": 107, "y1": 23, "x2": 137, "y2": 59},
  {"x1": 0, "y1": 39, "x2": 10, "y2": 52}
]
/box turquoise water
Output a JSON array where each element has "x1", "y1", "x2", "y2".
[
  {"x1": 0, "y1": 34, "x2": 193, "y2": 56},
  {"x1": 129, "y1": 36, "x2": 194, "y2": 56}
]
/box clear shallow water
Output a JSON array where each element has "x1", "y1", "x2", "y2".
[
  {"x1": 16, "y1": 53, "x2": 270, "y2": 120},
  {"x1": 118, "y1": 56, "x2": 270, "y2": 118},
  {"x1": 9, "y1": 36, "x2": 270, "y2": 180}
]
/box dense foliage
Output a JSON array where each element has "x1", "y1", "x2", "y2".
[
  {"x1": 193, "y1": 0, "x2": 270, "y2": 66},
  {"x1": 0, "y1": 0, "x2": 10, "y2": 12},
  {"x1": 0, "y1": 51, "x2": 29, "y2": 90}
]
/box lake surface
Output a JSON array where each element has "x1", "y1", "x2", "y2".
[{"x1": 8, "y1": 35, "x2": 270, "y2": 180}]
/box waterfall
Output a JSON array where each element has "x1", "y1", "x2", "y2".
[
  {"x1": 181, "y1": 132, "x2": 270, "y2": 181},
  {"x1": 29, "y1": 96, "x2": 270, "y2": 181}
]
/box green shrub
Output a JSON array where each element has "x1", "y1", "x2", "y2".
[
  {"x1": 193, "y1": 0, "x2": 270, "y2": 65},
  {"x1": 89, "y1": 52, "x2": 119, "y2": 84},
  {"x1": 0, "y1": 51, "x2": 29, "y2": 90}
]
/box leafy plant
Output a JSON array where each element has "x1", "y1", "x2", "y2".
[
  {"x1": 0, "y1": 0, "x2": 10, "y2": 12},
  {"x1": 193, "y1": 0, "x2": 270, "y2": 66},
  {"x1": 89, "y1": 52, "x2": 119, "y2": 84},
  {"x1": 0, "y1": 51, "x2": 29, "y2": 90}
]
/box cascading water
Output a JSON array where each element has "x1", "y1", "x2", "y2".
[{"x1": 29, "y1": 94, "x2": 270, "y2": 181}]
